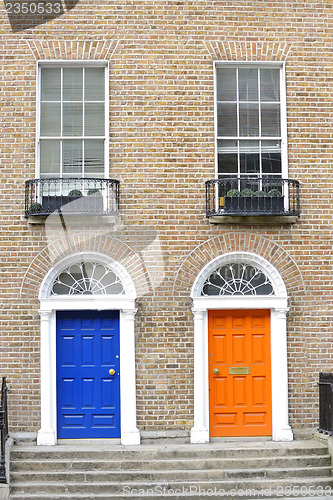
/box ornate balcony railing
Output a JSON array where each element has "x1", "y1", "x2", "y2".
[
  {"x1": 0, "y1": 377, "x2": 8, "y2": 484},
  {"x1": 205, "y1": 177, "x2": 300, "y2": 218},
  {"x1": 25, "y1": 178, "x2": 120, "y2": 217}
]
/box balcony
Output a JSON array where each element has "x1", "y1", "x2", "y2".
[
  {"x1": 25, "y1": 178, "x2": 120, "y2": 220},
  {"x1": 205, "y1": 177, "x2": 300, "y2": 224}
]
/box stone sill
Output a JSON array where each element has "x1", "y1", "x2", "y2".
[
  {"x1": 208, "y1": 215, "x2": 299, "y2": 225},
  {"x1": 26, "y1": 214, "x2": 118, "y2": 225}
]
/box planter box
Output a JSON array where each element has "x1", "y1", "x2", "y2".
[
  {"x1": 224, "y1": 196, "x2": 284, "y2": 214},
  {"x1": 42, "y1": 196, "x2": 81, "y2": 212},
  {"x1": 42, "y1": 196, "x2": 103, "y2": 213}
]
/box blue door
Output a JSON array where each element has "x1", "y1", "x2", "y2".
[{"x1": 56, "y1": 310, "x2": 120, "y2": 439}]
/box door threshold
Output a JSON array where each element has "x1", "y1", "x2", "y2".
[
  {"x1": 210, "y1": 436, "x2": 272, "y2": 442},
  {"x1": 57, "y1": 438, "x2": 121, "y2": 446}
]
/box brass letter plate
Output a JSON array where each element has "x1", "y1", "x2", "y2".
[{"x1": 229, "y1": 366, "x2": 251, "y2": 375}]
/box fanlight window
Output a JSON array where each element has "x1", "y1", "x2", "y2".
[
  {"x1": 51, "y1": 262, "x2": 125, "y2": 295},
  {"x1": 201, "y1": 263, "x2": 275, "y2": 296}
]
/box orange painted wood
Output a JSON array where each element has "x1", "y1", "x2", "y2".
[{"x1": 208, "y1": 309, "x2": 272, "y2": 437}]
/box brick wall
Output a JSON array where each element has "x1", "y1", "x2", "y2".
[{"x1": 0, "y1": 1, "x2": 332, "y2": 438}]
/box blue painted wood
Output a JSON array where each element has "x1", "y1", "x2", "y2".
[{"x1": 56, "y1": 310, "x2": 120, "y2": 439}]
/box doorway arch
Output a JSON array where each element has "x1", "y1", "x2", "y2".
[
  {"x1": 37, "y1": 252, "x2": 140, "y2": 446},
  {"x1": 190, "y1": 251, "x2": 293, "y2": 443}
]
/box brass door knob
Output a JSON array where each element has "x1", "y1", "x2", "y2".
[
  {"x1": 213, "y1": 368, "x2": 219, "y2": 374},
  {"x1": 109, "y1": 369, "x2": 116, "y2": 375}
]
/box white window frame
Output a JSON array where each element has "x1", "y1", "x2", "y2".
[
  {"x1": 214, "y1": 61, "x2": 288, "y2": 181},
  {"x1": 36, "y1": 60, "x2": 109, "y2": 180}
]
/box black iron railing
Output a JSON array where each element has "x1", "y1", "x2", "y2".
[
  {"x1": 25, "y1": 178, "x2": 120, "y2": 217},
  {"x1": 205, "y1": 177, "x2": 300, "y2": 217},
  {"x1": 0, "y1": 377, "x2": 8, "y2": 484},
  {"x1": 319, "y1": 372, "x2": 333, "y2": 435}
]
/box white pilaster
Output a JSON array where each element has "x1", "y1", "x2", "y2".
[
  {"x1": 120, "y1": 309, "x2": 141, "y2": 445},
  {"x1": 271, "y1": 308, "x2": 293, "y2": 441},
  {"x1": 37, "y1": 310, "x2": 57, "y2": 446},
  {"x1": 191, "y1": 309, "x2": 209, "y2": 443}
]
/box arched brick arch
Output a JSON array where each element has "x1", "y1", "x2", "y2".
[
  {"x1": 173, "y1": 232, "x2": 305, "y2": 298},
  {"x1": 20, "y1": 232, "x2": 154, "y2": 298},
  {"x1": 26, "y1": 39, "x2": 119, "y2": 60},
  {"x1": 203, "y1": 40, "x2": 292, "y2": 62}
]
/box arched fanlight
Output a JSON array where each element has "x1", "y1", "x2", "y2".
[
  {"x1": 201, "y1": 262, "x2": 275, "y2": 296},
  {"x1": 51, "y1": 261, "x2": 125, "y2": 295}
]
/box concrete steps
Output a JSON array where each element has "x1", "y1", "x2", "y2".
[{"x1": 9, "y1": 440, "x2": 333, "y2": 499}]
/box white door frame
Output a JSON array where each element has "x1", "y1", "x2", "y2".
[
  {"x1": 37, "y1": 254, "x2": 140, "y2": 446},
  {"x1": 190, "y1": 252, "x2": 293, "y2": 443}
]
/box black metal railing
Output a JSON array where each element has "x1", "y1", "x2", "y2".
[
  {"x1": 0, "y1": 377, "x2": 8, "y2": 484},
  {"x1": 319, "y1": 372, "x2": 333, "y2": 435},
  {"x1": 25, "y1": 178, "x2": 120, "y2": 217},
  {"x1": 205, "y1": 177, "x2": 300, "y2": 217}
]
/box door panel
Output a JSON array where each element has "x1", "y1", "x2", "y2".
[
  {"x1": 208, "y1": 309, "x2": 272, "y2": 437},
  {"x1": 56, "y1": 310, "x2": 120, "y2": 439}
]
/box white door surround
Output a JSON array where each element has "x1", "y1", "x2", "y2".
[
  {"x1": 190, "y1": 251, "x2": 293, "y2": 444},
  {"x1": 37, "y1": 253, "x2": 140, "y2": 446}
]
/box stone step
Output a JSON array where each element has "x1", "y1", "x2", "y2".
[
  {"x1": 9, "y1": 440, "x2": 328, "y2": 462},
  {"x1": 10, "y1": 452, "x2": 332, "y2": 473},
  {"x1": 8, "y1": 497, "x2": 333, "y2": 500},
  {"x1": 9, "y1": 440, "x2": 333, "y2": 499},
  {"x1": 9, "y1": 476, "x2": 333, "y2": 498},
  {"x1": 9, "y1": 464, "x2": 332, "y2": 483}
]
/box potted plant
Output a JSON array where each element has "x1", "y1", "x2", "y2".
[
  {"x1": 224, "y1": 187, "x2": 284, "y2": 214},
  {"x1": 266, "y1": 188, "x2": 284, "y2": 213},
  {"x1": 68, "y1": 189, "x2": 83, "y2": 198},
  {"x1": 65, "y1": 188, "x2": 103, "y2": 212},
  {"x1": 84, "y1": 188, "x2": 103, "y2": 212},
  {"x1": 87, "y1": 188, "x2": 101, "y2": 196},
  {"x1": 27, "y1": 202, "x2": 43, "y2": 215},
  {"x1": 42, "y1": 189, "x2": 83, "y2": 212}
]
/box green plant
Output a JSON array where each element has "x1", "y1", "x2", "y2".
[
  {"x1": 29, "y1": 202, "x2": 43, "y2": 213},
  {"x1": 267, "y1": 188, "x2": 282, "y2": 197},
  {"x1": 226, "y1": 187, "x2": 282, "y2": 198},
  {"x1": 68, "y1": 189, "x2": 82, "y2": 197},
  {"x1": 226, "y1": 189, "x2": 240, "y2": 197},
  {"x1": 240, "y1": 188, "x2": 255, "y2": 197},
  {"x1": 87, "y1": 188, "x2": 101, "y2": 196}
]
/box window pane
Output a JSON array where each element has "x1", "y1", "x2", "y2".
[
  {"x1": 39, "y1": 65, "x2": 106, "y2": 180},
  {"x1": 85, "y1": 103, "x2": 105, "y2": 136},
  {"x1": 84, "y1": 140, "x2": 104, "y2": 174},
  {"x1": 240, "y1": 140, "x2": 260, "y2": 174},
  {"x1": 262, "y1": 140, "x2": 281, "y2": 174},
  {"x1": 239, "y1": 177, "x2": 261, "y2": 192},
  {"x1": 40, "y1": 140, "x2": 60, "y2": 175},
  {"x1": 217, "y1": 140, "x2": 238, "y2": 175},
  {"x1": 41, "y1": 180, "x2": 61, "y2": 196},
  {"x1": 61, "y1": 179, "x2": 83, "y2": 196},
  {"x1": 216, "y1": 68, "x2": 237, "y2": 102},
  {"x1": 238, "y1": 68, "x2": 258, "y2": 101},
  {"x1": 239, "y1": 103, "x2": 259, "y2": 136},
  {"x1": 260, "y1": 69, "x2": 280, "y2": 102},
  {"x1": 41, "y1": 68, "x2": 61, "y2": 101},
  {"x1": 85, "y1": 67, "x2": 105, "y2": 101},
  {"x1": 63, "y1": 140, "x2": 83, "y2": 174},
  {"x1": 63, "y1": 103, "x2": 83, "y2": 136},
  {"x1": 40, "y1": 103, "x2": 61, "y2": 136},
  {"x1": 63, "y1": 67, "x2": 83, "y2": 101},
  {"x1": 261, "y1": 103, "x2": 280, "y2": 137},
  {"x1": 217, "y1": 103, "x2": 237, "y2": 136}
]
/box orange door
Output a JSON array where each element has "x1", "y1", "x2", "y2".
[{"x1": 208, "y1": 309, "x2": 272, "y2": 437}]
